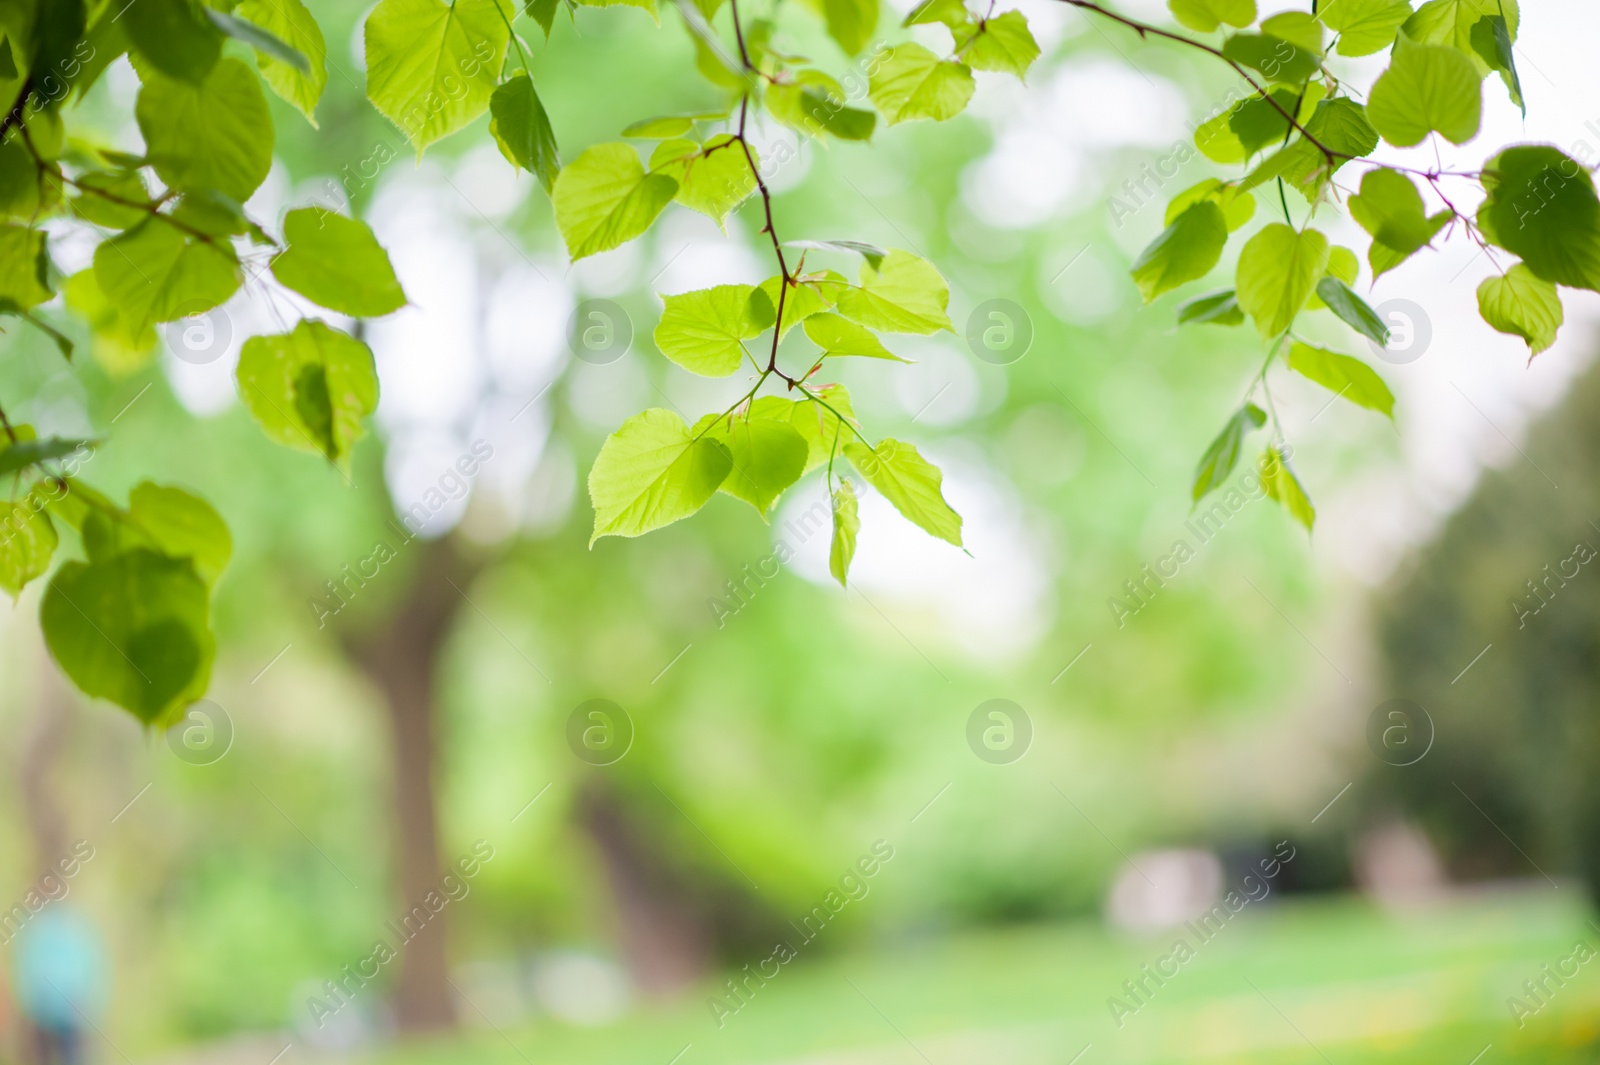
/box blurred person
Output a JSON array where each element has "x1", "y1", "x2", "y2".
[{"x1": 12, "y1": 907, "x2": 104, "y2": 1065}]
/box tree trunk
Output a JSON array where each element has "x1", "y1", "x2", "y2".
[
  {"x1": 348, "y1": 535, "x2": 476, "y2": 1034},
  {"x1": 575, "y1": 782, "x2": 715, "y2": 996}
]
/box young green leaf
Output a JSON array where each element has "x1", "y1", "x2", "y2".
[
  {"x1": 767, "y1": 74, "x2": 877, "y2": 140},
  {"x1": 1220, "y1": 33, "x2": 1321, "y2": 84},
  {"x1": 1321, "y1": 0, "x2": 1413, "y2": 57},
  {"x1": 958, "y1": 11, "x2": 1040, "y2": 80},
  {"x1": 844, "y1": 438, "x2": 962, "y2": 547},
  {"x1": 1404, "y1": 0, "x2": 1519, "y2": 75},
  {"x1": 829, "y1": 478, "x2": 860, "y2": 586},
  {"x1": 1177, "y1": 289, "x2": 1245, "y2": 327},
  {"x1": 527, "y1": 0, "x2": 562, "y2": 34},
  {"x1": 803, "y1": 313, "x2": 904, "y2": 361},
  {"x1": 0, "y1": 226, "x2": 52, "y2": 310},
  {"x1": 123, "y1": 0, "x2": 223, "y2": 82},
  {"x1": 1287, "y1": 342, "x2": 1395, "y2": 417},
  {"x1": 1348, "y1": 168, "x2": 1452, "y2": 277},
  {"x1": 236, "y1": 0, "x2": 328, "y2": 125},
  {"x1": 904, "y1": 0, "x2": 971, "y2": 29},
  {"x1": 868, "y1": 43, "x2": 975, "y2": 125},
  {"x1": 93, "y1": 221, "x2": 241, "y2": 334},
  {"x1": 64, "y1": 270, "x2": 158, "y2": 376},
  {"x1": 1469, "y1": 14, "x2": 1522, "y2": 113},
  {"x1": 1168, "y1": 0, "x2": 1256, "y2": 33},
  {"x1": 822, "y1": 0, "x2": 878, "y2": 55},
  {"x1": 42, "y1": 549, "x2": 215, "y2": 726},
  {"x1": 236, "y1": 321, "x2": 380, "y2": 467},
  {"x1": 654, "y1": 285, "x2": 776, "y2": 376},
  {"x1": 1477, "y1": 147, "x2": 1600, "y2": 293},
  {"x1": 1259, "y1": 445, "x2": 1315, "y2": 531},
  {"x1": 760, "y1": 272, "x2": 843, "y2": 336},
  {"x1": 271, "y1": 209, "x2": 408, "y2": 318},
  {"x1": 1236, "y1": 224, "x2": 1330, "y2": 339},
  {"x1": 490, "y1": 73, "x2": 561, "y2": 193},
  {"x1": 0, "y1": 437, "x2": 92, "y2": 476},
  {"x1": 203, "y1": 9, "x2": 309, "y2": 71},
  {"x1": 1192, "y1": 403, "x2": 1265, "y2": 503},
  {"x1": 1477, "y1": 264, "x2": 1562, "y2": 355},
  {"x1": 1165, "y1": 180, "x2": 1256, "y2": 232},
  {"x1": 125, "y1": 483, "x2": 233, "y2": 588},
  {"x1": 137, "y1": 58, "x2": 274, "y2": 202},
  {"x1": 554, "y1": 143, "x2": 679, "y2": 261},
  {"x1": 835, "y1": 250, "x2": 953, "y2": 334},
  {"x1": 589, "y1": 409, "x2": 734, "y2": 543},
  {"x1": 1259, "y1": 11, "x2": 1324, "y2": 51},
  {"x1": 0, "y1": 499, "x2": 56, "y2": 599},
  {"x1": 1315, "y1": 276, "x2": 1390, "y2": 346},
  {"x1": 364, "y1": 0, "x2": 511, "y2": 154},
  {"x1": 764, "y1": 385, "x2": 859, "y2": 472},
  {"x1": 650, "y1": 134, "x2": 756, "y2": 226},
  {"x1": 1366, "y1": 38, "x2": 1481, "y2": 147},
  {"x1": 788, "y1": 240, "x2": 889, "y2": 270},
  {"x1": 697, "y1": 416, "x2": 809, "y2": 518},
  {"x1": 1131, "y1": 200, "x2": 1228, "y2": 303},
  {"x1": 624, "y1": 116, "x2": 697, "y2": 139}
]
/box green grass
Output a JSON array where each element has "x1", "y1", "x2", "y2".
[{"x1": 378, "y1": 889, "x2": 1600, "y2": 1065}]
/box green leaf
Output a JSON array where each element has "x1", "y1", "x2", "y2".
[
  {"x1": 63, "y1": 270, "x2": 158, "y2": 376},
  {"x1": 554, "y1": 142, "x2": 678, "y2": 261},
  {"x1": 1168, "y1": 0, "x2": 1255, "y2": 33},
  {"x1": 490, "y1": 73, "x2": 561, "y2": 193},
  {"x1": 235, "y1": 0, "x2": 328, "y2": 125},
  {"x1": 137, "y1": 57, "x2": 274, "y2": 201},
  {"x1": 0, "y1": 437, "x2": 90, "y2": 476},
  {"x1": 1165, "y1": 180, "x2": 1255, "y2": 232},
  {"x1": 696, "y1": 416, "x2": 808, "y2": 517},
  {"x1": 650, "y1": 134, "x2": 756, "y2": 226},
  {"x1": 1321, "y1": 0, "x2": 1414, "y2": 57},
  {"x1": 364, "y1": 0, "x2": 511, "y2": 155},
  {"x1": 1229, "y1": 88, "x2": 1303, "y2": 158},
  {"x1": 903, "y1": 0, "x2": 971, "y2": 29},
  {"x1": 527, "y1": 0, "x2": 562, "y2": 34},
  {"x1": 829, "y1": 478, "x2": 860, "y2": 587},
  {"x1": 1236, "y1": 224, "x2": 1329, "y2": 339},
  {"x1": 236, "y1": 321, "x2": 379, "y2": 467},
  {"x1": 835, "y1": 250, "x2": 952, "y2": 334},
  {"x1": 803, "y1": 313, "x2": 904, "y2": 361},
  {"x1": 844, "y1": 438, "x2": 962, "y2": 547},
  {"x1": 69, "y1": 170, "x2": 153, "y2": 230},
  {"x1": 625, "y1": 116, "x2": 696, "y2": 139},
  {"x1": 1477, "y1": 263, "x2": 1562, "y2": 354},
  {"x1": 123, "y1": 482, "x2": 232, "y2": 588},
  {"x1": 1287, "y1": 342, "x2": 1395, "y2": 417},
  {"x1": 123, "y1": 0, "x2": 222, "y2": 82},
  {"x1": 1477, "y1": 146, "x2": 1600, "y2": 293},
  {"x1": 0, "y1": 225, "x2": 51, "y2": 310},
  {"x1": 203, "y1": 9, "x2": 308, "y2": 70},
  {"x1": 0, "y1": 498, "x2": 56, "y2": 599},
  {"x1": 1403, "y1": 0, "x2": 1518, "y2": 75},
  {"x1": 868, "y1": 43, "x2": 974, "y2": 125},
  {"x1": 1315, "y1": 277, "x2": 1390, "y2": 346},
  {"x1": 1259, "y1": 445, "x2": 1315, "y2": 531},
  {"x1": 589, "y1": 408, "x2": 733, "y2": 542},
  {"x1": 760, "y1": 272, "x2": 844, "y2": 336},
  {"x1": 1192, "y1": 403, "x2": 1265, "y2": 503},
  {"x1": 822, "y1": 0, "x2": 878, "y2": 55},
  {"x1": 1469, "y1": 14, "x2": 1521, "y2": 113},
  {"x1": 42, "y1": 548, "x2": 214, "y2": 726},
  {"x1": 1131, "y1": 201, "x2": 1228, "y2": 303},
  {"x1": 1220, "y1": 32, "x2": 1321, "y2": 84},
  {"x1": 958, "y1": 11, "x2": 1039, "y2": 80},
  {"x1": 788, "y1": 240, "x2": 889, "y2": 270},
  {"x1": 271, "y1": 208, "x2": 408, "y2": 318},
  {"x1": 753, "y1": 386, "x2": 859, "y2": 472},
  {"x1": 1177, "y1": 289, "x2": 1245, "y2": 327},
  {"x1": 1348, "y1": 168, "x2": 1452, "y2": 277},
  {"x1": 1366, "y1": 37, "x2": 1481, "y2": 147},
  {"x1": 93, "y1": 220, "x2": 241, "y2": 335},
  {"x1": 653, "y1": 285, "x2": 775, "y2": 376},
  {"x1": 767, "y1": 73, "x2": 876, "y2": 140}
]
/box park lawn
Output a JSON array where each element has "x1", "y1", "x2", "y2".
[{"x1": 375, "y1": 888, "x2": 1600, "y2": 1065}]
